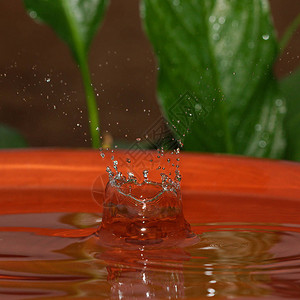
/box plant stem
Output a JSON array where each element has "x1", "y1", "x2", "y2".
[
  {"x1": 79, "y1": 57, "x2": 100, "y2": 149},
  {"x1": 279, "y1": 13, "x2": 300, "y2": 56},
  {"x1": 60, "y1": 0, "x2": 101, "y2": 149}
]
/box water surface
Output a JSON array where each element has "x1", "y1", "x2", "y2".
[{"x1": 0, "y1": 208, "x2": 300, "y2": 299}]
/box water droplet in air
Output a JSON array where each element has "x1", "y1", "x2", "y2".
[
  {"x1": 213, "y1": 23, "x2": 220, "y2": 31},
  {"x1": 128, "y1": 172, "x2": 134, "y2": 178},
  {"x1": 212, "y1": 33, "x2": 220, "y2": 41},
  {"x1": 255, "y1": 124, "x2": 262, "y2": 132},
  {"x1": 209, "y1": 16, "x2": 216, "y2": 23},
  {"x1": 275, "y1": 99, "x2": 283, "y2": 107},
  {"x1": 218, "y1": 17, "x2": 226, "y2": 24},
  {"x1": 29, "y1": 10, "x2": 37, "y2": 19},
  {"x1": 195, "y1": 103, "x2": 202, "y2": 111},
  {"x1": 143, "y1": 170, "x2": 149, "y2": 180},
  {"x1": 259, "y1": 140, "x2": 267, "y2": 148},
  {"x1": 262, "y1": 34, "x2": 270, "y2": 40},
  {"x1": 113, "y1": 161, "x2": 118, "y2": 171}
]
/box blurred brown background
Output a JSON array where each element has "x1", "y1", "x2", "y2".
[{"x1": 0, "y1": 0, "x2": 299, "y2": 148}]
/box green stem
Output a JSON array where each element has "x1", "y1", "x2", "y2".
[
  {"x1": 279, "y1": 13, "x2": 300, "y2": 56},
  {"x1": 61, "y1": 0, "x2": 100, "y2": 149},
  {"x1": 79, "y1": 57, "x2": 101, "y2": 149}
]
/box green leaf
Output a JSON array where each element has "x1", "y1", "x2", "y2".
[
  {"x1": 23, "y1": 0, "x2": 109, "y2": 149},
  {"x1": 281, "y1": 68, "x2": 300, "y2": 161},
  {"x1": 0, "y1": 125, "x2": 27, "y2": 149},
  {"x1": 141, "y1": 0, "x2": 286, "y2": 158},
  {"x1": 24, "y1": 0, "x2": 109, "y2": 64}
]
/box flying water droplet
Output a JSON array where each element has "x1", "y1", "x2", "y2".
[
  {"x1": 113, "y1": 160, "x2": 118, "y2": 171},
  {"x1": 143, "y1": 170, "x2": 149, "y2": 181},
  {"x1": 175, "y1": 170, "x2": 181, "y2": 182},
  {"x1": 209, "y1": 16, "x2": 216, "y2": 23},
  {"x1": 255, "y1": 124, "x2": 262, "y2": 132},
  {"x1": 212, "y1": 33, "x2": 220, "y2": 41},
  {"x1": 262, "y1": 34, "x2": 270, "y2": 40},
  {"x1": 218, "y1": 16, "x2": 226, "y2": 24},
  {"x1": 259, "y1": 140, "x2": 267, "y2": 148},
  {"x1": 128, "y1": 172, "x2": 134, "y2": 179},
  {"x1": 275, "y1": 99, "x2": 283, "y2": 107},
  {"x1": 29, "y1": 10, "x2": 37, "y2": 19},
  {"x1": 213, "y1": 23, "x2": 220, "y2": 31},
  {"x1": 106, "y1": 166, "x2": 112, "y2": 176},
  {"x1": 195, "y1": 103, "x2": 202, "y2": 112}
]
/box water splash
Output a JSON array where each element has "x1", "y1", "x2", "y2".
[
  {"x1": 105, "y1": 156, "x2": 181, "y2": 202},
  {"x1": 96, "y1": 147, "x2": 197, "y2": 248},
  {"x1": 99, "y1": 145, "x2": 183, "y2": 194}
]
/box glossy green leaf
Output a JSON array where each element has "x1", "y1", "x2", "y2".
[
  {"x1": 141, "y1": 0, "x2": 286, "y2": 158},
  {"x1": 281, "y1": 68, "x2": 300, "y2": 161},
  {"x1": 0, "y1": 125, "x2": 27, "y2": 148},
  {"x1": 24, "y1": 0, "x2": 109, "y2": 63}
]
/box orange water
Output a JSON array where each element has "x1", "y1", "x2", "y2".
[
  {"x1": 97, "y1": 180, "x2": 196, "y2": 248},
  {"x1": 0, "y1": 193, "x2": 300, "y2": 299}
]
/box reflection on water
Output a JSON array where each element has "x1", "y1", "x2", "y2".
[
  {"x1": 101, "y1": 248, "x2": 187, "y2": 299},
  {"x1": 0, "y1": 212, "x2": 300, "y2": 299}
]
